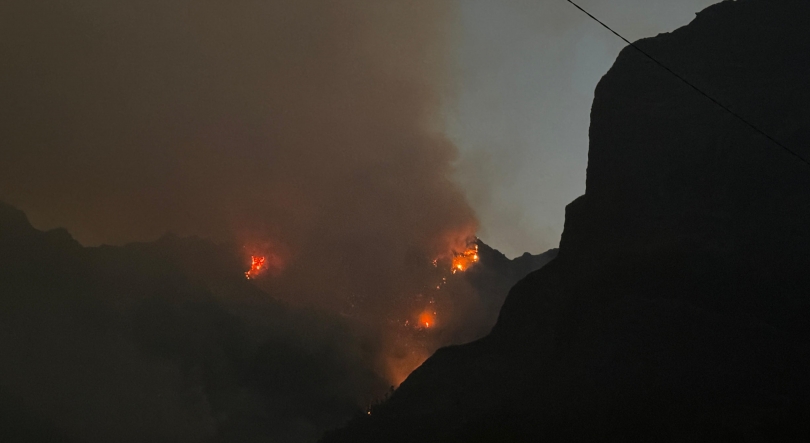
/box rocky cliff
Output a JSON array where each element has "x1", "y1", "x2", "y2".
[{"x1": 321, "y1": 1, "x2": 810, "y2": 441}]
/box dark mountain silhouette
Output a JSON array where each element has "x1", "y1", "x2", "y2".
[
  {"x1": 0, "y1": 202, "x2": 386, "y2": 443},
  {"x1": 458, "y1": 241, "x2": 557, "y2": 339},
  {"x1": 0, "y1": 202, "x2": 550, "y2": 443},
  {"x1": 320, "y1": 1, "x2": 810, "y2": 441}
]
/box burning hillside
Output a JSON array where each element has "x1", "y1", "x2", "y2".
[
  {"x1": 0, "y1": 202, "x2": 558, "y2": 442},
  {"x1": 239, "y1": 235, "x2": 485, "y2": 386},
  {"x1": 452, "y1": 243, "x2": 480, "y2": 273},
  {"x1": 0, "y1": 0, "x2": 553, "y2": 440},
  {"x1": 0, "y1": 0, "x2": 478, "y2": 389},
  {"x1": 245, "y1": 255, "x2": 266, "y2": 279},
  {"x1": 238, "y1": 233, "x2": 555, "y2": 387}
]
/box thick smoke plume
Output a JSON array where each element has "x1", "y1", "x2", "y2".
[{"x1": 1, "y1": 0, "x2": 478, "y2": 376}]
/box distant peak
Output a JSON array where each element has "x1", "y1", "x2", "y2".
[{"x1": 0, "y1": 202, "x2": 36, "y2": 240}]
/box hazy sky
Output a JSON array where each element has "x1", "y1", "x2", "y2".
[
  {"x1": 451, "y1": 0, "x2": 721, "y2": 257},
  {"x1": 1, "y1": 0, "x2": 723, "y2": 261}
]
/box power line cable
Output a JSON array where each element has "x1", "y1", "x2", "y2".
[{"x1": 566, "y1": 0, "x2": 810, "y2": 168}]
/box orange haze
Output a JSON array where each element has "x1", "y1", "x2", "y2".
[{"x1": 0, "y1": 0, "x2": 477, "y2": 388}]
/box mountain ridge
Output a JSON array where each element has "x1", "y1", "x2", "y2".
[{"x1": 0, "y1": 200, "x2": 553, "y2": 443}]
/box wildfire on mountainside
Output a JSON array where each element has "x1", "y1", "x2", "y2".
[
  {"x1": 238, "y1": 236, "x2": 481, "y2": 387},
  {"x1": 418, "y1": 310, "x2": 436, "y2": 329},
  {"x1": 242, "y1": 242, "x2": 285, "y2": 280},
  {"x1": 245, "y1": 255, "x2": 266, "y2": 279},
  {"x1": 451, "y1": 243, "x2": 479, "y2": 274}
]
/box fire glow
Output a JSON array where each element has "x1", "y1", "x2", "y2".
[
  {"x1": 451, "y1": 243, "x2": 480, "y2": 274},
  {"x1": 418, "y1": 310, "x2": 436, "y2": 329},
  {"x1": 245, "y1": 255, "x2": 266, "y2": 279}
]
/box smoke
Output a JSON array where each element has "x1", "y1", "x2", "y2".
[{"x1": 1, "y1": 0, "x2": 481, "y2": 388}]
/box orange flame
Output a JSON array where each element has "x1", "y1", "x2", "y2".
[
  {"x1": 245, "y1": 255, "x2": 267, "y2": 279},
  {"x1": 451, "y1": 243, "x2": 479, "y2": 274},
  {"x1": 418, "y1": 310, "x2": 436, "y2": 329}
]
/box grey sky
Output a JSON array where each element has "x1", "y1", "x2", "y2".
[{"x1": 450, "y1": 0, "x2": 721, "y2": 257}]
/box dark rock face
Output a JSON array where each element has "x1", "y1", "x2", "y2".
[
  {"x1": 456, "y1": 241, "x2": 558, "y2": 340},
  {"x1": 320, "y1": 1, "x2": 810, "y2": 441}
]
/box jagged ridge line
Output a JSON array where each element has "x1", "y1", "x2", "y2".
[{"x1": 566, "y1": 0, "x2": 810, "y2": 168}]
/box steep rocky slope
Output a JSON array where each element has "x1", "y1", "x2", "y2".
[{"x1": 321, "y1": 1, "x2": 810, "y2": 441}]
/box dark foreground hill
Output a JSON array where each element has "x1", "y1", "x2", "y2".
[
  {"x1": 0, "y1": 201, "x2": 388, "y2": 443},
  {"x1": 0, "y1": 202, "x2": 551, "y2": 443},
  {"x1": 321, "y1": 1, "x2": 810, "y2": 441}
]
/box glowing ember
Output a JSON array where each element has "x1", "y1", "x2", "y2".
[
  {"x1": 418, "y1": 311, "x2": 436, "y2": 328},
  {"x1": 245, "y1": 255, "x2": 267, "y2": 279},
  {"x1": 451, "y1": 243, "x2": 479, "y2": 274}
]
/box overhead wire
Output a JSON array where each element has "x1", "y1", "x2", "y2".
[{"x1": 565, "y1": 0, "x2": 810, "y2": 168}]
